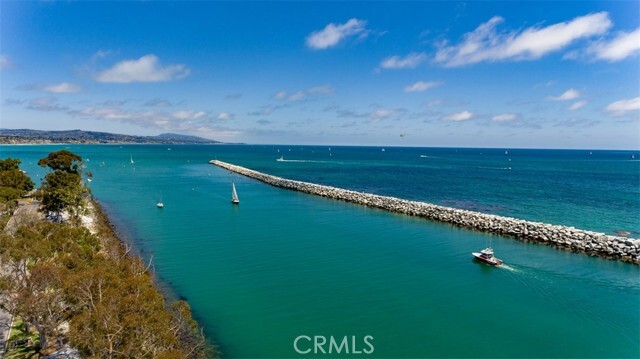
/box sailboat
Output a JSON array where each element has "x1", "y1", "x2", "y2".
[
  {"x1": 157, "y1": 194, "x2": 164, "y2": 208},
  {"x1": 231, "y1": 182, "x2": 240, "y2": 204},
  {"x1": 130, "y1": 155, "x2": 135, "y2": 165}
]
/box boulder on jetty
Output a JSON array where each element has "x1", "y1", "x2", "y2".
[{"x1": 209, "y1": 160, "x2": 639, "y2": 264}]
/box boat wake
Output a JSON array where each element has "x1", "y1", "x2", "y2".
[
  {"x1": 277, "y1": 159, "x2": 328, "y2": 163},
  {"x1": 477, "y1": 166, "x2": 512, "y2": 170},
  {"x1": 498, "y1": 264, "x2": 518, "y2": 272}
]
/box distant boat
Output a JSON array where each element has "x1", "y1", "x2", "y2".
[
  {"x1": 276, "y1": 156, "x2": 284, "y2": 162},
  {"x1": 381, "y1": 148, "x2": 386, "y2": 152},
  {"x1": 231, "y1": 182, "x2": 240, "y2": 204},
  {"x1": 130, "y1": 155, "x2": 134, "y2": 164},
  {"x1": 472, "y1": 247, "x2": 503, "y2": 266},
  {"x1": 505, "y1": 150, "x2": 508, "y2": 155},
  {"x1": 157, "y1": 194, "x2": 164, "y2": 208}
]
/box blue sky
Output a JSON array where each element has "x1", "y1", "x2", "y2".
[{"x1": 1, "y1": 1, "x2": 639, "y2": 149}]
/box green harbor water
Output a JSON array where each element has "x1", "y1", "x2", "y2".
[{"x1": 2, "y1": 144, "x2": 638, "y2": 358}]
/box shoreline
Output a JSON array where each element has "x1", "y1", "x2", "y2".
[{"x1": 210, "y1": 159, "x2": 639, "y2": 264}]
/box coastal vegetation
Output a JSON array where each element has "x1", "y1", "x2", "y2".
[
  {"x1": 0, "y1": 129, "x2": 221, "y2": 145},
  {"x1": 0, "y1": 151, "x2": 216, "y2": 358}
]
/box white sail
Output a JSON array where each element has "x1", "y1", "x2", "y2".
[
  {"x1": 130, "y1": 155, "x2": 134, "y2": 164},
  {"x1": 231, "y1": 182, "x2": 239, "y2": 204}
]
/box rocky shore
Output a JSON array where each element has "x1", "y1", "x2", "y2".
[{"x1": 210, "y1": 160, "x2": 639, "y2": 264}]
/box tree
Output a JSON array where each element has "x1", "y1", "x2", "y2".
[
  {"x1": 37, "y1": 150, "x2": 82, "y2": 174},
  {"x1": 0, "y1": 223, "x2": 86, "y2": 352},
  {"x1": 37, "y1": 151, "x2": 86, "y2": 222},
  {"x1": 0, "y1": 158, "x2": 35, "y2": 202}
]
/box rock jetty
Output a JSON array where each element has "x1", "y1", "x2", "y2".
[{"x1": 210, "y1": 160, "x2": 639, "y2": 264}]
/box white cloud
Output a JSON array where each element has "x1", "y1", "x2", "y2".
[
  {"x1": 43, "y1": 82, "x2": 82, "y2": 93},
  {"x1": 568, "y1": 100, "x2": 588, "y2": 110},
  {"x1": 216, "y1": 112, "x2": 234, "y2": 121},
  {"x1": 0, "y1": 55, "x2": 9, "y2": 70},
  {"x1": 404, "y1": 81, "x2": 442, "y2": 93},
  {"x1": 380, "y1": 52, "x2": 427, "y2": 69},
  {"x1": 172, "y1": 110, "x2": 206, "y2": 120},
  {"x1": 605, "y1": 97, "x2": 640, "y2": 116},
  {"x1": 443, "y1": 110, "x2": 473, "y2": 121},
  {"x1": 95, "y1": 54, "x2": 190, "y2": 83},
  {"x1": 274, "y1": 85, "x2": 335, "y2": 101},
  {"x1": 435, "y1": 12, "x2": 612, "y2": 67},
  {"x1": 549, "y1": 88, "x2": 580, "y2": 101},
  {"x1": 589, "y1": 27, "x2": 640, "y2": 61},
  {"x1": 306, "y1": 18, "x2": 368, "y2": 50},
  {"x1": 492, "y1": 113, "x2": 517, "y2": 122}
]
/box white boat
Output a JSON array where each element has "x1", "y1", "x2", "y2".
[
  {"x1": 157, "y1": 194, "x2": 164, "y2": 208},
  {"x1": 231, "y1": 182, "x2": 240, "y2": 204},
  {"x1": 276, "y1": 156, "x2": 284, "y2": 162},
  {"x1": 130, "y1": 155, "x2": 135, "y2": 164},
  {"x1": 472, "y1": 247, "x2": 503, "y2": 266}
]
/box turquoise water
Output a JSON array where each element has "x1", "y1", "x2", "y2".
[{"x1": 2, "y1": 144, "x2": 639, "y2": 358}]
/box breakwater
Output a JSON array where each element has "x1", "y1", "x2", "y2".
[{"x1": 210, "y1": 160, "x2": 639, "y2": 264}]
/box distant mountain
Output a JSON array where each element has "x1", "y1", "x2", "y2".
[{"x1": 0, "y1": 129, "x2": 222, "y2": 144}]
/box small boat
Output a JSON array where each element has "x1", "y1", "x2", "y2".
[
  {"x1": 157, "y1": 194, "x2": 164, "y2": 208},
  {"x1": 381, "y1": 148, "x2": 386, "y2": 152},
  {"x1": 231, "y1": 182, "x2": 239, "y2": 204},
  {"x1": 130, "y1": 155, "x2": 135, "y2": 165},
  {"x1": 472, "y1": 247, "x2": 503, "y2": 266},
  {"x1": 276, "y1": 156, "x2": 284, "y2": 162}
]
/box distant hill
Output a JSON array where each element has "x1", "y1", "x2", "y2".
[{"x1": 0, "y1": 129, "x2": 222, "y2": 144}]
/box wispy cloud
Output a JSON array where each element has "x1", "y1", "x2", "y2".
[
  {"x1": 434, "y1": 12, "x2": 612, "y2": 67},
  {"x1": 333, "y1": 105, "x2": 406, "y2": 123},
  {"x1": 443, "y1": 110, "x2": 473, "y2": 121},
  {"x1": 604, "y1": 96, "x2": 640, "y2": 116},
  {"x1": 172, "y1": 110, "x2": 207, "y2": 120},
  {"x1": 404, "y1": 81, "x2": 442, "y2": 93},
  {"x1": 69, "y1": 105, "x2": 242, "y2": 139},
  {"x1": 549, "y1": 88, "x2": 580, "y2": 101},
  {"x1": 95, "y1": 54, "x2": 190, "y2": 83},
  {"x1": 248, "y1": 104, "x2": 289, "y2": 116},
  {"x1": 216, "y1": 112, "x2": 234, "y2": 121},
  {"x1": 0, "y1": 55, "x2": 9, "y2": 70},
  {"x1": 224, "y1": 93, "x2": 242, "y2": 100},
  {"x1": 26, "y1": 96, "x2": 68, "y2": 112},
  {"x1": 379, "y1": 52, "x2": 427, "y2": 70},
  {"x1": 306, "y1": 18, "x2": 368, "y2": 50},
  {"x1": 43, "y1": 82, "x2": 82, "y2": 94},
  {"x1": 492, "y1": 113, "x2": 517, "y2": 122},
  {"x1": 144, "y1": 98, "x2": 173, "y2": 107},
  {"x1": 589, "y1": 27, "x2": 640, "y2": 61},
  {"x1": 273, "y1": 84, "x2": 334, "y2": 102},
  {"x1": 568, "y1": 100, "x2": 587, "y2": 110}
]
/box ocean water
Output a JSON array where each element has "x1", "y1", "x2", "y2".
[{"x1": 2, "y1": 144, "x2": 639, "y2": 358}]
